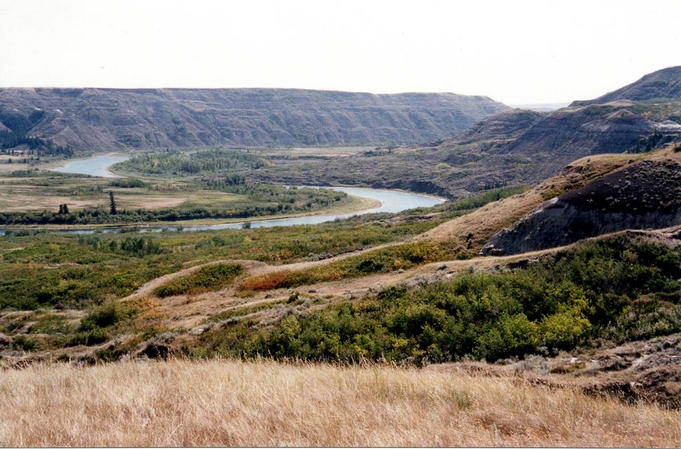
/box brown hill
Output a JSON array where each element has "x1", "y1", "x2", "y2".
[
  {"x1": 246, "y1": 98, "x2": 680, "y2": 199},
  {"x1": 572, "y1": 66, "x2": 681, "y2": 105},
  {"x1": 481, "y1": 145, "x2": 681, "y2": 255},
  {"x1": 0, "y1": 88, "x2": 507, "y2": 152}
]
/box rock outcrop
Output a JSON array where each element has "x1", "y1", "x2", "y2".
[{"x1": 482, "y1": 157, "x2": 681, "y2": 255}]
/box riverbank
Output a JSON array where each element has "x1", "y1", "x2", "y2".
[
  {"x1": 0, "y1": 194, "x2": 381, "y2": 234},
  {"x1": 49, "y1": 153, "x2": 130, "y2": 177},
  {"x1": 1, "y1": 155, "x2": 443, "y2": 235}
]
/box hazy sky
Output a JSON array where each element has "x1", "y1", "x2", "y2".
[{"x1": 1, "y1": 0, "x2": 680, "y2": 104}]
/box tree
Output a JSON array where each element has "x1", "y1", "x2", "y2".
[{"x1": 109, "y1": 191, "x2": 117, "y2": 215}]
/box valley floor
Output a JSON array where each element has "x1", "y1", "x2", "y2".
[
  {"x1": 3, "y1": 146, "x2": 681, "y2": 447},
  {"x1": 1, "y1": 359, "x2": 680, "y2": 447}
]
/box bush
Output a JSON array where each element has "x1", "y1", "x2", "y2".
[
  {"x1": 154, "y1": 263, "x2": 243, "y2": 297},
  {"x1": 476, "y1": 313, "x2": 539, "y2": 361},
  {"x1": 540, "y1": 307, "x2": 591, "y2": 350},
  {"x1": 79, "y1": 303, "x2": 137, "y2": 331},
  {"x1": 108, "y1": 178, "x2": 146, "y2": 188},
  {"x1": 196, "y1": 235, "x2": 681, "y2": 364},
  {"x1": 239, "y1": 242, "x2": 453, "y2": 291},
  {"x1": 64, "y1": 328, "x2": 109, "y2": 347},
  {"x1": 29, "y1": 314, "x2": 74, "y2": 335},
  {"x1": 12, "y1": 335, "x2": 37, "y2": 351}
]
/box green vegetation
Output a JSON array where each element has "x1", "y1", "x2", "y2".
[
  {"x1": 116, "y1": 148, "x2": 265, "y2": 175},
  {"x1": 154, "y1": 263, "x2": 243, "y2": 297},
  {"x1": 28, "y1": 314, "x2": 75, "y2": 335},
  {"x1": 64, "y1": 302, "x2": 139, "y2": 347},
  {"x1": 195, "y1": 235, "x2": 681, "y2": 364},
  {"x1": 0, "y1": 151, "x2": 364, "y2": 226},
  {"x1": 1, "y1": 302, "x2": 141, "y2": 352},
  {"x1": 233, "y1": 187, "x2": 530, "y2": 292},
  {"x1": 0, "y1": 184, "x2": 352, "y2": 225},
  {"x1": 0, "y1": 215, "x2": 439, "y2": 311},
  {"x1": 443, "y1": 185, "x2": 526, "y2": 215},
  {"x1": 240, "y1": 242, "x2": 456, "y2": 291},
  {"x1": 108, "y1": 178, "x2": 146, "y2": 188}
]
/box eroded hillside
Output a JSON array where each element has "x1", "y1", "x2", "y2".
[
  {"x1": 572, "y1": 65, "x2": 681, "y2": 105},
  {"x1": 246, "y1": 100, "x2": 681, "y2": 198},
  {"x1": 0, "y1": 88, "x2": 507, "y2": 151},
  {"x1": 482, "y1": 145, "x2": 681, "y2": 255}
]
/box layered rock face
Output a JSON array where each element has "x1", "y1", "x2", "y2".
[
  {"x1": 482, "y1": 159, "x2": 681, "y2": 255},
  {"x1": 0, "y1": 88, "x2": 508, "y2": 151}
]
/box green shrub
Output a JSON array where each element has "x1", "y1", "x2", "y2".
[
  {"x1": 476, "y1": 313, "x2": 539, "y2": 360},
  {"x1": 240, "y1": 242, "x2": 453, "y2": 291},
  {"x1": 29, "y1": 314, "x2": 74, "y2": 335},
  {"x1": 154, "y1": 263, "x2": 243, "y2": 297},
  {"x1": 108, "y1": 178, "x2": 146, "y2": 188},
  {"x1": 79, "y1": 303, "x2": 137, "y2": 331},
  {"x1": 12, "y1": 335, "x2": 37, "y2": 351},
  {"x1": 64, "y1": 328, "x2": 109, "y2": 347},
  {"x1": 540, "y1": 307, "x2": 591, "y2": 350},
  {"x1": 195, "y1": 235, "x2": 681, "y2": 364}
]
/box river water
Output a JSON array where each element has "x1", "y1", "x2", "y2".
[
  {"x1": 50, "y1": 154, "x2": 131, "y2": 178},
  {"x1": 7, "y1": 154, "x2": 445, "y2": 235}
]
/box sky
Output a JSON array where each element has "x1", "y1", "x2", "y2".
[{"x1": 1, "y1": 0, "x2": 680, "y2": 105}]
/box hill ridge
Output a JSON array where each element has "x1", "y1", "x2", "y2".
[
  {"x1": 571, "y1": 65, "x2": 681, "y2": 105},
  {"x1": 0, "y1": 87, "x2": 508, "y2": 152}
]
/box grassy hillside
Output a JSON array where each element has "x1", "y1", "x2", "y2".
[
  {"x1": 192, "y1": 233, "x2": 681, "y2": 365},
  {"x1": 0, "y1": 215, "x2": 436, "y2": 311},
  {"x1": 1, "y1": 359, "x2": 679, "y2": 447}
]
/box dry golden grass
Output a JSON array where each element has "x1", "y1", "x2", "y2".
[{"x1": 1, "y1": 359, "x2": 679, "y2": 447}]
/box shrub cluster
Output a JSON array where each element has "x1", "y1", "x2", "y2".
[
  {"x1": 117, "y1": 148, "x2": 265, "y2": 175},
  {"x1": 198, "y1": 235, "x2": 681, "y2": 364},
  {"x1": 65, "y1": 302, "x2": 138, "y2": 347},
  {"x1": 154, "y1": 263, "x2": 244, "y2": 297},
  {"x1": 0, "y1": 218, "x2": 435, "y2": 312},
  {"x1": 239, "y1": 242, "x2": 455, "y2": 291}
]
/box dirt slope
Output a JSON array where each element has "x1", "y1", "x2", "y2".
[{"x1": 483, "y1": 146, "x2": 681, "y2": 255}]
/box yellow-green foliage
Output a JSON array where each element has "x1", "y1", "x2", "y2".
[
  {"x1": 199, "y1": 235, "x2": 681, "y2": 364},
  {"x1": 240, "y1": 242, "x2": 455, "y2": 291},
  {"x1": 154, "y1": 263, "x2": 243, "y2": 297},
  {"x1": 0, "y1": 217, "x2": 436, "y2": 310}
]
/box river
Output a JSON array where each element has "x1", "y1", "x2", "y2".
[
  {"x1": 8, "y1": 154, "x2": 446, "y2": 235},
  {"x1": 50, "y1": 154, "x2": 131, "y2": 178}
]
